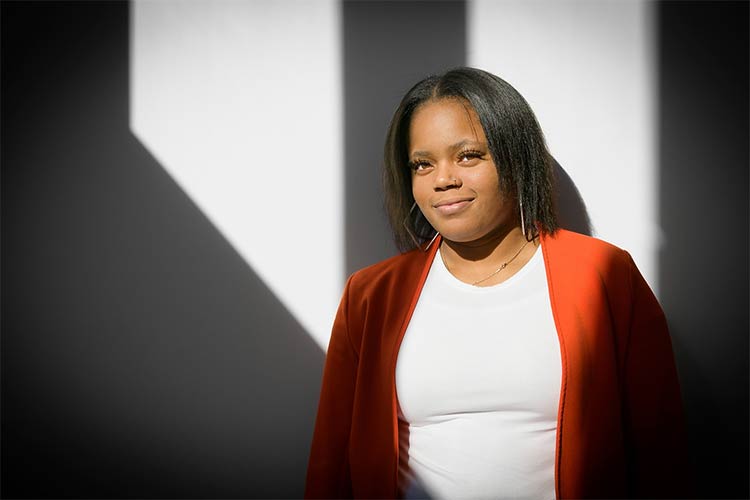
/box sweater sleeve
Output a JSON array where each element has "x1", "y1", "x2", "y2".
[
  {"x1": 621, "y1": 253, "x2": 693, "y2": 498},
  {"x1": 305, "y1": 275, "x2": 358, "y2": 499}
]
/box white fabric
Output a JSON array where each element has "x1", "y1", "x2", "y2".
[{"x1": 395, "y1": 245, "x2": 561, "y2": 500}]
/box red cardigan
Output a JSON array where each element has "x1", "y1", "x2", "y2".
[{"x1": 305, "y1": 229, "x2": 690, "y2": 499}]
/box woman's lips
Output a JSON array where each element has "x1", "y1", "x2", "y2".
[{"x1": 433, "y1": 198, "x2": 473, "y2": 215}]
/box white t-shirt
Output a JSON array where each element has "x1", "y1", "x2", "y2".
[{"x1": 395, "y1": 245, "x2": 561, "y2": 500}]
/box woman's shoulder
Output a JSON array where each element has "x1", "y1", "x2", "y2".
[
  {"x1": 543, "y1": 228, "x2": 632, "y2": 265},
  {"x1": 542, "y1": 229, "x2": 642, "y2": 291},
  {"x1": 542, "y1": 228, "x2": 655, "y2": 303},
  {"x1": 346, "y1": 248, "x2": 432, "y2": 294},
  {"x1": 349, "y1": 247, "x2": 429, "y2": 280}
]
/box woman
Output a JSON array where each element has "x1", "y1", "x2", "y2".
[{"x1": 305, "y1": 67, "x2": 689, "y2": 499}]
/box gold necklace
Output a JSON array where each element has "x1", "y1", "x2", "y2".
[
  {"x1": 471, "y1": 239, "x2": 530, "y2": 285},
  {"x1": 442, "y1": 239, "x2": 531, "y2": 286}
]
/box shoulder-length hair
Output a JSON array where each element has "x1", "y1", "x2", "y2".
[{"x1": 383, "y1": 67, "x2": 558, "y2": 252}]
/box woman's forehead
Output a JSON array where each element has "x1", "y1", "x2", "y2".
[{"x1": 408, "y1": 98, "x2": 486, "y2": 153}]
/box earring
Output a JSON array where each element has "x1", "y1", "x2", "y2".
[
  {"x1": 424, "y1": 231, "x2": 439, "y2": 251},
  {"x1": 519, "y1": 197, "x2": 536, "y2": 242},
  {"x1": 403, "y1": 202, "x2": 439, "y2": 252}
]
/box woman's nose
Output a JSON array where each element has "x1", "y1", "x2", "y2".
[{"x1": 434, "y1": 162, "x2": 462, "y2": 190}]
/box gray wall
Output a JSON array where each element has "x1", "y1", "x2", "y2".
[
  {"x1": 658, "y1": 3, "x2": 748, "y2": 497},
  {"x1": 343, "y1": 1, "x2": 466, "y2": 274},
  {"x1": 2, "y1": 1, "x2": 747, "y2": 498}
]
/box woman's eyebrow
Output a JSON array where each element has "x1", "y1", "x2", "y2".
[
  {"x1": 410, "y1": 140, "x2": 486, "y2": 158},
  {"x1": 449, "y1": 139, "x2": 484, "y2": 150}
]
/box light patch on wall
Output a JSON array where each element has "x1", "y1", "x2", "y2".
[
  {"x1": 130, "y1": 0, "x2": 342, "y2": 350},
  {"x1": 469, "y1": 0, "x2": 659, "y2": 293}
]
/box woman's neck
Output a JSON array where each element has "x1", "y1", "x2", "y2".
[{"x1": 439, "y1": 225, "x2": 540, "y2": 286}]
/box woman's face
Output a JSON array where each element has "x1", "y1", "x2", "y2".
[{"x1": 409, "y1": 98, "x2": 514, "y2": 244}]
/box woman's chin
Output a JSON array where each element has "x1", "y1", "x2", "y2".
[
  {"x1": 435, "y1": 229, "x2": 485, "y2": 244},
  {"x1": 436, "y1": 224, "x2": 517, "y2": 246}
]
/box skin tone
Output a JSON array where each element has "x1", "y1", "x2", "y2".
[{"x1": 408, "y1": 98, "x2": 539, "y2": 287}]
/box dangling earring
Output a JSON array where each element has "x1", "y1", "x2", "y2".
[
  {"x1": 519, "y1": 197, "x2": 536, "y2": 242},
  {"x1": 424, "y1": 230, "x2": 439, "y2": 251},
  {"x1": 403, "y1": 201, "x2": 439, "y2": 252}
]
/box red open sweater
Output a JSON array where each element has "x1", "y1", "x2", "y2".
[{"x1": 305, "y1": 229, "x2": 690, "y2": 499}]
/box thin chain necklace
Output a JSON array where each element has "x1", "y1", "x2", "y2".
[{"x1": 442, "y1": 239, "x2": 531, "y2": 286}]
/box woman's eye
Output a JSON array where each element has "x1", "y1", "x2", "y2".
[
  {"x1": 458, "y1": 151, "x2": 483, "y2": 163},
  {"x1": 410, "y1": 160, "x2": 432, "y2": 172}
]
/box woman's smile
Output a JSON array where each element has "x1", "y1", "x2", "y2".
[{"x1": 432, "y1": 197, "x2": 475, "y2": 215}]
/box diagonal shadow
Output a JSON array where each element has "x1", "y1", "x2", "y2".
[{"x1": 1, "y1": 2, "x2": 323, "y2": 498}]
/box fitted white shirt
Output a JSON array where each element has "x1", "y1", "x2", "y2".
[{"x1": 395, "y1": 245, "x2": 561, "y2": 500}]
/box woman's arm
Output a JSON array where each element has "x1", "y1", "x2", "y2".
[
  {"x1": 305, "y1": 276, "x2": 358, "y2": 499},
  {"x1": 621, "y1": 254, "x2": 693, "y2": 498}
]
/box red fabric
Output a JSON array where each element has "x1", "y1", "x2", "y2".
[{"x1": 305, "y1": 229, "x2": 690, "y2": 499}]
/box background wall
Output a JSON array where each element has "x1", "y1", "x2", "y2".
[{"x1": 2, "y1": 1, "x2": 747, "y2": 498}]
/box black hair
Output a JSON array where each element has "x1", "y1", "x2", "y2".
[{"x1": 383, "y1": 67, "x2": 558, "y2": 252}]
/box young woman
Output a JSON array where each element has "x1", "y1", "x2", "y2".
[{"x1": 305, "y1": 67, "x2": 690, "y2": 500}]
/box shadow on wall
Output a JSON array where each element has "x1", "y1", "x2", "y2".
[
  {"x1": 2, "y1": 2, "x2": 323, "y2": 498},
  {"x1": 657, "y1": 2, "x2": 749, "y2": 498},
  {"x1": 344, "y1": 0, "x2": 467, "y2": 275},
  {"x1": 553, "y1": 158, "x2": 593, "y2": 236}
]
